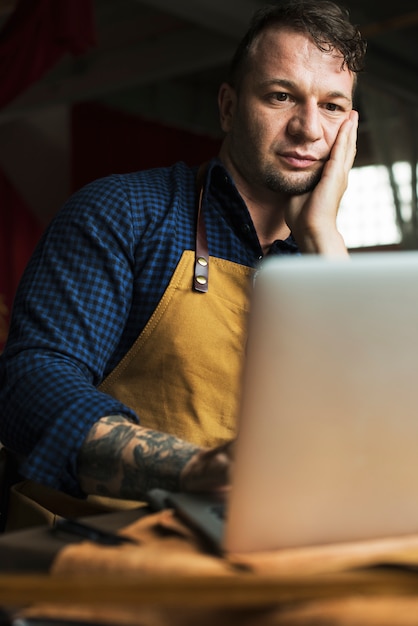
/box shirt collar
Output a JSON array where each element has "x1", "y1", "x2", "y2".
[{"x1": 203, "y1": 158, "x2": 300, "y2": 257}]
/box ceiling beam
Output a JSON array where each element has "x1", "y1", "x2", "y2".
[
  {"x1": 135, "y1": 0, "x2": 259, "y2": 38},
  {"x1": 360, "y1": 10, "x2": 418, "y2": 38},
  {"x1": 0, "y1": 26, "x2": 235, "y2": 117}
]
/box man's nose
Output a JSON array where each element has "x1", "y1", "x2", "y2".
[{"x1": 287, "y1": 103, "x2": 323, "y2": 142}]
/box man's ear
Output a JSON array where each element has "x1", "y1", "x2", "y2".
[{"x1": 218, "y1": 82, "x2": 237, "y2": 133}]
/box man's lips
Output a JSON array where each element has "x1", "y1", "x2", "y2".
[{"x1": 279, "y1": 151, "x2": 320, "y2": 169}]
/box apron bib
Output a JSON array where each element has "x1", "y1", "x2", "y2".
[{"x1": 99, "y1": 250, "x2": 253, "y2": 447}]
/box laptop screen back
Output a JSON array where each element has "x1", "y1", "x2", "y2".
[{"x1": 224, "y1": 252, "x2": 418, "y2": 553}]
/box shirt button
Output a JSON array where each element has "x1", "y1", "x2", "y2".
[{"x1": 241, "y1": 223, "x2": 251, "y2": 234}]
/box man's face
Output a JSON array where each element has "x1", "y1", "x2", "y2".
[{"x1": 219, "y1": 26, "x2": 355, "y2": 197}]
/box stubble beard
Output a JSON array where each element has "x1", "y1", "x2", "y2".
[{"x1": 263, "y1": 163, "x2": 323, "y2": 196}]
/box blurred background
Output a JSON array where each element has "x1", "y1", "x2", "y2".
[{"x1": 0, "y1": 0, "x2": 417, "y2": 348}]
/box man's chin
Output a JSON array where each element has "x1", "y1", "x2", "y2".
[{"x1": 265, "y1": 170, "x2": 322, "y2": 195}]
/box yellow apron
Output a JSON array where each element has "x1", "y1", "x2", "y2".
[
  {"x1": 6, "y1": 166, "x2": 254, "y2": 529},
  {"x1": 99, "y1": 250, "x2": 253, "y2": 447}
]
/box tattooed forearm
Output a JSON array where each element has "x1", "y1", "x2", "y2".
[
  {"x1": 122, "y1": 429, "x2": 198, "y2": 496},
  {"x1": 78, "y1": 417, "x2": 136, "y2": 483},
  {"x1": 77, "y1": 415, "x2": 200, "y2": 500}
]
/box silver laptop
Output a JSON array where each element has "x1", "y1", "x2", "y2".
[{"x1": 148, "y1": 251, "x2": 418, "y2": 553}]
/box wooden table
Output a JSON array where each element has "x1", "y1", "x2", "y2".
[{"x1": 2, "y1": 510, "x2": 418, "y2": 625}]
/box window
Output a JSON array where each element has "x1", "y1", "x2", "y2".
[{"x1": 338, "y1": 162, "x2": 415, "y2": 249}]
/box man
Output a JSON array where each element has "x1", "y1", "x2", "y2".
[{"x1": 0, "y1": 0, "x2": 366, "y2": 513}]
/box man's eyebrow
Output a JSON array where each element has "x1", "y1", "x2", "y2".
[
  {"x1": 326, "y1": 90, "x2": 352, "y2": 103},
  {"x1": 259, "y1": 79, "x2": 296, "y2": 90}
]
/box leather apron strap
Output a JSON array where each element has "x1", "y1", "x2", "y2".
[{"x1": 194, "y1": 163, "x2": 209, "y2": 293}]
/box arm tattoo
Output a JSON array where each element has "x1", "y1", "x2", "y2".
[
  {"x1": 122, "y1": 429, "x2": 197, "y2": 496},
  {"x1": 77, "y1": 415, "x2": 199, "y2": 500}
]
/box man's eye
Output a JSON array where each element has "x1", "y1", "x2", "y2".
[
  {"x1": 325, "y1": 103, "x2": 340, "y2": 111},
  {"x1": 274, "y1": 92, "x2": 288, "y2": 101}
]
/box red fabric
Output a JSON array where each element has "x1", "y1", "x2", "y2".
[
  {"x1": 71, "y1": 102, "x2": 222, "y2": 191},
  {"x1": 0, "y1": 171, "x2": 43, "y2": 350},
  {"x1": 0, "y1": 0, "x2": 96, "y2": 108},
  {"x1": 0, "y1": 0, "x2": 96, "y2": 346}
]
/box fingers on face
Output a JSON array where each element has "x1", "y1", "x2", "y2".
[{"x1": 332, "y1": 111, "x2": 358, "y2": 170}]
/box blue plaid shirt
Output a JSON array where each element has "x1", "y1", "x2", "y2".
[{"x1": 0, "y1": 158, "x2": 299, "y2": 495}]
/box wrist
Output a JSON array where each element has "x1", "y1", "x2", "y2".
[{"x1": 293, "y1": 225, "x2": 349, "y2": 257}]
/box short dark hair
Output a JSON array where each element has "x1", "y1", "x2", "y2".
[{"x1": 228, "y1": 0, "x2": 367, "y2": 88}]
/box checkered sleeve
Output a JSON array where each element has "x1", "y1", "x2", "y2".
[{"x1": 0, "y1": 174, "x2": 143, "y2": 495}]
